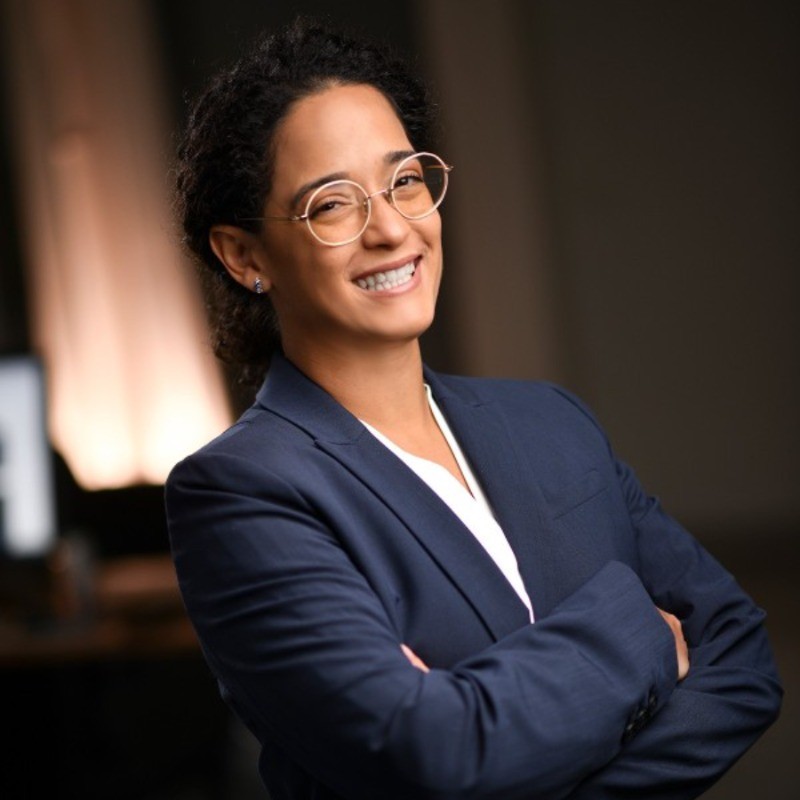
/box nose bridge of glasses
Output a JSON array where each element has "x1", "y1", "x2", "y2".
[
  {"x1": 368, "y1": 184, "x2": 414, "y2": 229},
  {"x1": 364, "y1": 185, "x2": 394, "y2": 207}
]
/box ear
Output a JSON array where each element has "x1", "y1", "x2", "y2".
[{"x1": 209, "y1": 224, "x2": 272, "y2": 293}]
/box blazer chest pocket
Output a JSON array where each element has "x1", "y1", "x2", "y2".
[{"x1": 549, "y1": 468, "x2": 608, "y2": 520}]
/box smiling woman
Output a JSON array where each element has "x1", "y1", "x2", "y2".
[
  {"x1": 209, "y1": 84, "x2": 445, "y2": 378},
  {"x1": 165, "y1": 17, "x2": 781, "y2": 800}
]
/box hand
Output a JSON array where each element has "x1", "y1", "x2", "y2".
[
  {"x1": 656, "y1": 607, "x2": 690, "y2": 681},
  {"x1": 401, "y1": 643, "x2": 430, "y2": 673}
]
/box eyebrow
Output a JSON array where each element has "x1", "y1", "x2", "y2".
[
  {"x1": 289, "y1": 150, "x2": 417, "y2": 210},
  {"x1": 386, "y1": 149, "x2": 416, "y2": 164},
  {"x1": 290, "y1": 172, "x2": 348, "y2": 210}
]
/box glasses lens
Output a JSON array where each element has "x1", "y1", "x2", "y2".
[
  {"x1": 391, "y1": 153, "x2": 449, "y2": 220},
  {"x1": 306, "y1": 180, "x2": 369, "y2": 245}
]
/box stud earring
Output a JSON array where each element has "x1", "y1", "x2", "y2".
[{"x1": 253, "y1": 277, "x2": 264, "y2": 294}]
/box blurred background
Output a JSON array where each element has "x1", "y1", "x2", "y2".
[{"x1": 0, "y1": 0, "x2": 796, "y2": 797}]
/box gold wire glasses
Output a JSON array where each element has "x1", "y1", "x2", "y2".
[{"x1": 241, "y1": 152, "x2": 452, "y2": 247}]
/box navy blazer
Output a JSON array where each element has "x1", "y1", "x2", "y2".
[{"x1": 166, "y1": 354, "x2": 781, "y2": 800}]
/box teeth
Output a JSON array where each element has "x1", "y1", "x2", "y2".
[{"x1": 355, "y1": 262, "x2": 416, "y2": 291}]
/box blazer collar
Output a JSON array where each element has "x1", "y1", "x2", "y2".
[
  {"x1": 255, "y1": 353, "x2": 538, "y2": 637},
  {"x1": 424, "y1": 370, "x2": 559, "y2": 617},
  {"x1": 255, "y1": 352, "x2": 366, "y2": 443}
]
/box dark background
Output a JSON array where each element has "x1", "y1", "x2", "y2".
[{"x1": 0, "y1": 1, "x2": 796, "y2": 797}]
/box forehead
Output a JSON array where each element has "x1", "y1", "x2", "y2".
[{"x1": 271, "y1": 84, "x2": 412, "y2": 186}]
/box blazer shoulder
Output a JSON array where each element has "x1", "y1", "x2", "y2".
[
  {"x1": 429, "y1": 372, "x2": 614, "y2": 458},
  {"x1": 166, "y1": 403, "x2": 313, "y2": 485}
]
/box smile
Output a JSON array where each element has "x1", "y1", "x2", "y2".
[{"x1": 354, "y1": 261, "x2": 416, "y2": 291}]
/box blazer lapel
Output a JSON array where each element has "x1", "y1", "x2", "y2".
[
  {"x1": 425, "y1": 370, "x2": 561, "y2": 618},
  {"x1": 257, "y1": 355, "x2": 530, "y2": 641}
]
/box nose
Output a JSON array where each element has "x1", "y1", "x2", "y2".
[{"x1": 360, "y1": 189, "x2": 411, "y2": 248}]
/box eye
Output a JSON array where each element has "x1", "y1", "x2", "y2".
[
  {"x1": 308, "y1": 199, "x2": 344, "y2": 220},
  {"x1": 307, "y1": 184, "x2": 359, "y2": 220},
  {"x1": 393, "y1": 170, "x2": 425, "y2": 191}
]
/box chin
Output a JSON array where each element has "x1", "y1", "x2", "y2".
[{"x1": 383, "y1": 308, "x2": 436, "y2": 342}]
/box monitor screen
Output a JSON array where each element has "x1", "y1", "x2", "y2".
[{"x1": 0, "y1": 356, "x2": 57, "y2": 557}]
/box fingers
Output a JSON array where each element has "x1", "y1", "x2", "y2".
[
  {"x1": 401, "y1": 643, "x2": 430, "y2": 673},
  {"x1": 656, "y1": 607, "x2": 690, "y2": 681}
]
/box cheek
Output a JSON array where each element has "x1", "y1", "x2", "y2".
[
  {"x1": 414, "y1": 212, "x2": 443, "y2": 259},
  {"x1": 428, "y1": 211, "x2": 443, "y2": 241},
  {"x1": 278, "y1": 251, "x2": 354, "y2": 314},
  {"x1": 424, "y1": 217, "x2": 443, "y2": 271},
  {"x1": 263, "y1": 236, "x2": 335, "y2": 289}
]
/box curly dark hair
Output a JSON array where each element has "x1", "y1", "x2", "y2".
[{"x1": 175, "y1": 17, "x2": 436, "y2": 387}]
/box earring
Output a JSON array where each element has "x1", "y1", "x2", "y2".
[{"x1": 253, "y1": 277, "x2": 264, "y2": 295}]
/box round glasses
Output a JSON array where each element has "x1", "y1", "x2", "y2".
[{"x1": 249, "y1": 152, "x2": 452, "y2": 247}]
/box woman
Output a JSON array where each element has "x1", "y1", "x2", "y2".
[{"x1": 166, "y1": 18, "x2": 781, "y2": 800}]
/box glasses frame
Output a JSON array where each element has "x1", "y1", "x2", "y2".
[{"x1": 241, "y1": 151, "x2": 453, "y2": 247}]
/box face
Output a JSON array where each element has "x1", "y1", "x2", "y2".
[{"x1": 249, "y1": 83, "x2": 443, "y2": 361}]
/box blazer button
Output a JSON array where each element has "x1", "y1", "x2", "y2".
[
  {"x1": 622, "y1": 696, "x2": 656, "y2": 744},
  {"x1": 622, "y1": 714, "x2": 644, "y2": 743},
  {"x1": 622, "y1": 721, "x2": 637, "y2": 744}
]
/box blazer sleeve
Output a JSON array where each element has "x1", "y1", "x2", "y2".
[
  {"x1": 167, "y1": 448, "x2": 680, "y2": 800},
  {"x1": 551, "y1": 391, "x2": 783, "y2": 799}
]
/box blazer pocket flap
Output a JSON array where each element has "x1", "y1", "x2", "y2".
[{"x1": 550, "y1": 469, "x2": 607, "y2": 520}]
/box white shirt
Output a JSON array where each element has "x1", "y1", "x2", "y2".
[{"x1": 361, "y1": 387, "x2": 534, "y2": 622}]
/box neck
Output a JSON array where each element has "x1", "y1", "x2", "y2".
[{"x1": 283, "y1": 338, "x2": 430, "y2": 430}]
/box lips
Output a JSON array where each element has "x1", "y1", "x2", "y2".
[{"x1": 353, "y1": 259, "x2": 418, "y2": 291}]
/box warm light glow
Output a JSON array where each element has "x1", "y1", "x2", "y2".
[{"x1": 3, "y1": 0, "x2": 231, "y2": 490}]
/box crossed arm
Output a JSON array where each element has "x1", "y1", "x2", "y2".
[
  {"x1": 167, "y1": 447, "x2": 780, "y2": 800},
  {"x1": 563, "y1": 454, "x2": 781, "y2": 798}
]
